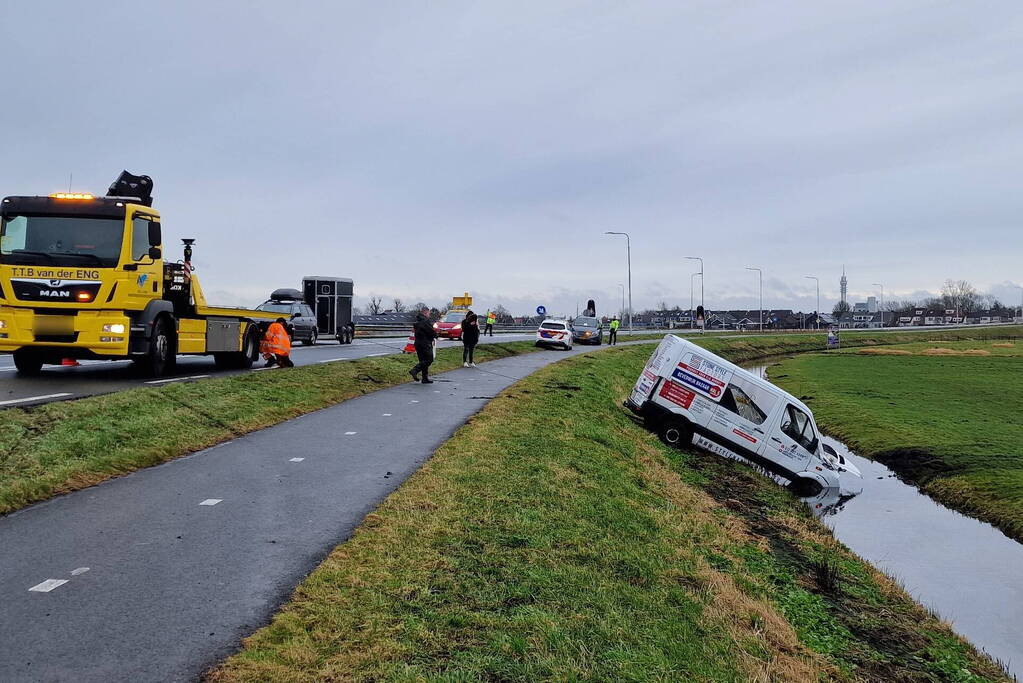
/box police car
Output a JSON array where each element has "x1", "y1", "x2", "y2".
[{"x1": 535, "y1": 318, "x2": 573, "y2": 350}]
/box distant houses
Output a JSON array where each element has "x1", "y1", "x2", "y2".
[{"x1": 893, "y1": 308, "x2": 1016, "y2": 327}]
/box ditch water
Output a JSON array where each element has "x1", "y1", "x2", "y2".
[{"x1": 744, "y1": 364, "x2": 1023, "y2": 676}]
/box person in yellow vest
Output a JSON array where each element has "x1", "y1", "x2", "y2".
[
  {"x1": 261, "y1": 318, "x2": 294, "y2": 368},
  {"x1": 609, "y1": 317, "x2": 620, "y2": 345},
  {"x1": 484, "y1": 310, "x2": 496, "y2": 336}
]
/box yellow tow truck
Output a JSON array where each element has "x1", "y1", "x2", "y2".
[{"x1": 0, "y1": 171, "x2": 279, "y2": 376}]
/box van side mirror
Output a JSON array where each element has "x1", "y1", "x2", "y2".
[
  {"x1": 148, "y1": 246, "x2": 161, "y2": 260},
  {"x1": 148, "y1": 222, "x2": 161, "y2": 247}
]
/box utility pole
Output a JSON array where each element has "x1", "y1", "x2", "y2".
[
  {"x1": 618, "y1": 283, "x2": 625, "y2": 322},
  {"x1": 873, "y1": 283, "x2": 884, "y2": 328},
  {"x1": 805, "y1": 276, "x2": 819, "y2": 330},
  {"x1": 746, "y1": 267, "x2": 762, "y2": 331},
  {"x1": 686, "y1": 256, "x2": 704, "y2": 333},
  {"x1": 605, "y1": 232, "x2": 632, "y2": 335}
]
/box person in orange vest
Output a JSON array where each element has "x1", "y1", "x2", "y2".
[{"x1": 261, "y1": 318, "x2": 294, "y2": 368}]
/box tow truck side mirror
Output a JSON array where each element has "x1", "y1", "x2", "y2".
[
  {"x1": 148, "y1": 246, "x2": 161, "y2": 260},
  {"x1": 148, "y1": 222, "x2": 161, "y2": 247}
]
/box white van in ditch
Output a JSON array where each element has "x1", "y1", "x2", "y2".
[{"x1": 626, "y1": 335, "x2": 860, "y2": 494}]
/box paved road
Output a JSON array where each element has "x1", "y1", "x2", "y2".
[
  {"x1": 0, "y1": 343, "x2": 612, "y2": 682},
  {"x1": 0, "y1": 332, "x2": 540, "y2": 409}
]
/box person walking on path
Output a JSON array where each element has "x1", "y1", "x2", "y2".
[
  {"x1": 608, "y1": 317, "x2": 620, "y2": 345},
  {"x1": 261, "y1": 318, "x2": 294, "y2": 368},
  {"x1": 409, "y1": 307, "x2": 438, "y2": 384},
  {"x1": 484, "y1": 310, "x2": 496, "y2": 336},
  {"x1": 461, "y1": 310, "x2": 480, "y2": 367}
]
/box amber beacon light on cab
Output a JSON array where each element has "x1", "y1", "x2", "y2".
[{"x1": 0, "y1": 171, "x2": 279, "y2": 376}]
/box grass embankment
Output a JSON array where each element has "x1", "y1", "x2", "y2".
[
  {"x1": 1, "y1": 327, "x2": 1014, "y2": 517},
  {"x1": 772, "y1": 338, "x2": 1023, "y2": 542},
  {"x1": 213, "y1": 345, "x2": 1007, "y2": 682}
]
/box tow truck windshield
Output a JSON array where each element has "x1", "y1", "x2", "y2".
[{"x1": 0, "y1": 215, "x2": 124, "y2": 267}]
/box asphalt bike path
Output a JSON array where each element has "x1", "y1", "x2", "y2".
[{"x1": 0, "y1": 342, "x2": 627, "y2": 682}]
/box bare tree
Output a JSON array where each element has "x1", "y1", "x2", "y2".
[
  {"x1": 941, "y1": 279, "x2": 979, "y2": 317},
  {"x1": 392, "y1": 298, "x2": 406, "y2": 313},
  {"x1": 412, "y1": 302, "x2": 429, "y2": 314},
  {"x1": 832, "y1": 300, "x2": 851, "y2": 316},
  {"x1": 492, "y1": 304, "x2": 513, "y2": 324},
  {"x1": 368, "y1": 296, "x2": 383, "y2": 315}
]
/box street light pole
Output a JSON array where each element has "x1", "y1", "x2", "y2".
[
  {"x1": 605, "y1": 232, "x2": 632, "y2": 335},
  {"x1": 685, "y1": 256, "x2": 704, "y2": 333},
  {"x1": 873, "y1": 283, "x2": 884, "y2": 328},
  {"x1": 804, "y1": 276, "x2": 819, "y2": 330},
  {"x1": 618, "y1": 283, "x2": 625, "y2": 322},
  {"x1": 690, "y1": 272, "x2": 697, "y2": 329},
  {"x1": 746, "y1": 267, "x2": 762, "y2": 331}
]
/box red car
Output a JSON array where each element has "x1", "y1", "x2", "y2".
[{"x1": 433, "y1": 310, "x2": 468, "y2": 339}]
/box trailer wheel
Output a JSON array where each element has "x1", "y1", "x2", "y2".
[
  {"x1": 658, "y1": 420, "x2": 693, "y2": 449},
  {"x1": 788, "y1": 477, "x2": 824, "y2": 498},
  {"x1": 13, "y1": 350, "x2": 43, "y2": 376}
]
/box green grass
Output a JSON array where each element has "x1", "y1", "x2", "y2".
[
  {"x1": 211, "y1": 345, "x2": 1008, "y2": 682},
  {"x1": 772, "y1": 338, "x2": 1023, "y2": 542},
  {"x1": 1, "y1": 326, "x2": 1017, "y2": 516}
]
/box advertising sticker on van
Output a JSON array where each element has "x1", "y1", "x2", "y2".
[
  {"x1": 671, "y1": 352, "x2": 732, "y2": 401},
  {"x1": 658, "y1": 380, "x2": 695, "y2": 409}
]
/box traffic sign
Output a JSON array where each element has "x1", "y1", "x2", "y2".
[{"x1": 536, "y1": 305, "x2": 546, "y2": 316}]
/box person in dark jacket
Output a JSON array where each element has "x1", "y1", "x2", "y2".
[
  {"x1": 409, "y1": 307, "x2": 438, "y2": 384},
  {"x1": 461, "y1": 310, "x2": 480, "y2": 367}
]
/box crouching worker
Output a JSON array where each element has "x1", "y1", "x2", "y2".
[{"x1": 261, "y1": 318, "x2": 294, "y2": 368}]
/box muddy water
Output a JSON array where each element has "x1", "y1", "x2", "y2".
[{"x1": 745, "y1": 363, "x2": 1023, "y2": 675}]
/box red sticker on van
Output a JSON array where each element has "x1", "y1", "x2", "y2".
[
  {"x1": 659, "y1": 381, "x2": 695, "y2": 409},
  {"x1": 732, "y1": 428, "x2": 757, "y2": 444}
]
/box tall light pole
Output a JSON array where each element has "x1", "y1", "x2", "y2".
[
  {"x1": 690, "y1": 272, "x2": 698, "y2": 329},
  {"x1": 873, "y1": 283, "x2": 884, "y2": 328},
  {"x1": 617, "y1": 283, "x2": 625, "y2": 321},
  {"x1": 605, "y1": 232, "x2": 632, "y2": 335},
  {"x1": 804, "y1": 276, "x2": 819, "y2": 330},
  {"x1": 746, "y1": 267, "x2": 763, "y2": 331},
  {"x1": 685, "y1": 256, "x2": 704, "y2": 332}
]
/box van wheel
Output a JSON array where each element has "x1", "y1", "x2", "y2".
[
  {"x1": 658, "y1": 420, "x2": 693, "y2": 449},
  {"x1": 788, "y1": 477, "x2": 824, "y2": 497},
  {"x1": 13, "y1": 350, "x2": 43, "y2": 376},
  {"x1": 303, "y1": 330, "x2": 317, "y2": 346}
]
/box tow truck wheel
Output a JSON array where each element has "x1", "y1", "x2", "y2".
[
  {"x1": 142, "y1": 317, "x2": 175, "y2": 377},
  {"x1": 658, "y1": 420, "x2": 693, "y2": 449},
  {"x1": 13, "y1": 350, "x2": 43, "y2": 376},
  {"x1": 788, "y1": 477, "x2": 825, "y2": 498}
]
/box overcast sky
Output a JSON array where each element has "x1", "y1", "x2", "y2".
[{"x1": 2, "y1": 1, "x2": 1020, "y2": 316}]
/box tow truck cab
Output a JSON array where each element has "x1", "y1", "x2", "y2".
[{"x1": 0, "y1": 172, "x2": 276, "y2": 375}]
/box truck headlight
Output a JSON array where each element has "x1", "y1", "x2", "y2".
[{"x1": 103, "y1": 323, "x2": 126, "y2": 334}]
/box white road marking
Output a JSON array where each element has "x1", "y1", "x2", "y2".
[
  {"x1": 382, "y1": 413, "x2": 392, "y2": 416},
  {"x1": 344, "y1": 431, "x2": 357, "y2": 435},
  {"x1": 29, "y1": 579, "x2": 68, "y2": 592},
  {"x1": 409, "y1": 400, "x2": 419, "y2": 403},
  {"x1": 367, "y1": 353, "x2": 388, "y2": 357},
  {"x1": 199, "y1": 499, "x2": 222, "y2": 506},
  {"x1": 0, "y1": 393, "x2": 73, "y2": 406},
  {"x1": 434, "y1": 390, "x2": 440, "y2": 393},
  {"x1": 70, "y1": 567, "x2": 90, "y2": 576},
  {"x1": 318, "y1": 358, "x2": 350, "y2": 364},
  {"x1": 289, "y1": 457, "x2": 304, "y2": 462},
  {"x1": 145, "y1": 374, "x2": 210, "y2": 385}
]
